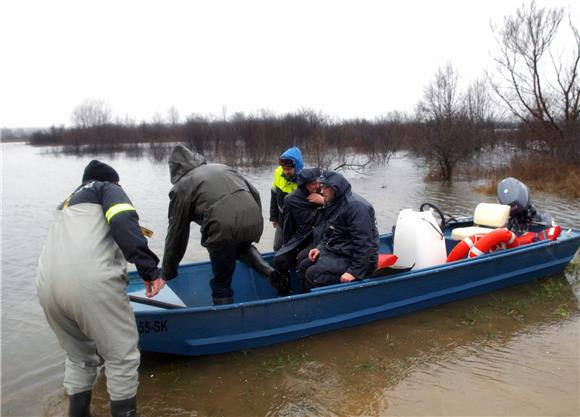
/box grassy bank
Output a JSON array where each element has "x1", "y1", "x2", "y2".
[{"x1": 475, "y1": 156, "x2": 580, "y2": 199}]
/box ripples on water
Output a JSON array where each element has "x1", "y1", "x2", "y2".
[
  {"x1": 2, "y1": 144, "x2": 579, "y2": 416},
  {"x1": 380, "y1": 319, "x2": 579, "y2": 416}
]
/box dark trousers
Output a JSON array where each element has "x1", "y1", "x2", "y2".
[
  {"x1": 273, "y1": 241, "x2": 311, "y2": 273},
  {"x1": 273, "y1": 226, "x2": 283, "y2": 251},
  {"x1": 273, "y1": 249, "x2": 298, "y2": 277},
  {"x1": 207, "y1": 242, "x2": 251, "y2": 299},
  {"x1": 298, "y1": 251, "x2": 352, "y2": 290}
]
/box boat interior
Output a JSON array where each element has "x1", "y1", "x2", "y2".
[
  {"x1": 129, "y1": 234, "x2": 404, "y2": 311},
  {"x1": 129, "y1": 214, "x2": 470, "y2": 311},
  {"x1": 129, "y1": 205, "x2": 572, "y2": 312}
]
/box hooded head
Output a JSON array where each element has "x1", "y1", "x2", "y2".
[
  {"x1": 169, "y1": 144, "x2": 207, "y2": 184},
  {"x1": 297, "y1": 167, "x2": 321, "y2": 188},
  {"x1": 278, "y1": 146, "x2": 304, "y2": 176},
  {"x1": 82, "y1": 160, "x2": 119, "y2": 184},
  {"x1": 318, "y1": 170, "x2": 351, "y2": 204}
]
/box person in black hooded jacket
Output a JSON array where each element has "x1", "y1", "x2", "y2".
[
  {"x1": 298, "y1": 171, "x2": 379, "y2": 289},
  {"x1": 272, "y1": 167, "x2": 324, "y2": 293}
]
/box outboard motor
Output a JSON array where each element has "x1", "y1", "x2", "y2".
[
  {"x1": 497, "y1": 177, "x2": 554, "y2": 233},
  {"x1": 498, "y1": 177, "x2": 531, "y2": 217}
]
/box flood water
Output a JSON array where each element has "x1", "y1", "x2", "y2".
[{"x1": 2, "y1": 142, "x2": 579, "y2": 416}]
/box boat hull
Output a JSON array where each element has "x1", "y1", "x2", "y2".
[{"x1": 130, "y1": 228, "x2": 580, "y2": 356}]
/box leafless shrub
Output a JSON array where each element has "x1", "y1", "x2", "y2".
[
  {"x1": 71, "y1": 99, "x2": 112, "y2": 129},
  {"x1": 412, "y1": 64, "x2": 493, "y2": 181},
  {"x1": 489, "y1": 0, "x2": 580, "y2": 162}
]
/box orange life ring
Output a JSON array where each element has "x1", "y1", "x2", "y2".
[
  {"x1": 446, "y1": 234, "x2": 485, "y2": 262},
  {"x1": 448, "y1": 226, "x2": 561, "y2": 262},
  {"x1": 468, "y1": 228, "x2": 517, "y2": 258}
]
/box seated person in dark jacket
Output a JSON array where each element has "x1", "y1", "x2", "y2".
[
  {"x1": 272, "y1": 167, "x2": 325, "y2": 293},
  {"x1": 298, "y1": 171, "x2": 379, "y2": 289}
]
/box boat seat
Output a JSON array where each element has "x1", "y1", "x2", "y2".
[
  {"x1": 451, "y1": 203, "x2": 510, "y2": 240},
  {"x1": 309, "y1": 267, "x2": 413, "y2": 292}
]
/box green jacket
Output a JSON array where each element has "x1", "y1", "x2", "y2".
[{"x1": 162, "y1": 145, "x2": 263, "y2": 280}]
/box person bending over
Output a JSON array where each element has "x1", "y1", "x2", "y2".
[
  {"x1": 161, "y1": 144, "x2": 282, "y2": 305},
  {"x1": 37, "y1": 160, "x2": 164, "y2": 417}
]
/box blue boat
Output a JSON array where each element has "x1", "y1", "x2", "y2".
[{"x1": 129, "y1": 214, "x2": 580, "y2": 356}]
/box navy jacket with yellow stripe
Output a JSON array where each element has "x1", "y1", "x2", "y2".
[{"x1": 64, "y1": 180, "x2": 160, "y2": 281}]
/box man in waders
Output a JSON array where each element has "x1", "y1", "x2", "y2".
[
  {"x1": 161, "y1": 144, "x2": 285, "y2": 305},
  {"x1": 36, "y1": 160, "x2": 165, "y2": 417}
]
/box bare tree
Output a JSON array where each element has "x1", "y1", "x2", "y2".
[
  {"x1": 421, "y1": 64, "x2": 463, "y2": 123},
  {"x1": 464, "y1": 78, "x2": 496, "y2": 125},
  {"x1": 151, "y1": 111, "x2": 164, "y2": 126},
  {"x1": 489, "y1": 1, "x2": 580, "y2": 159},
  {"x1": 414, "y1": 64, "x2": 479, "y2": 181},
  {"x1": 167, "y1": 106, "x2": 180, "y2": 126},
  {"x1": 71, "y1": 99, "x2": 112, "y2": 128},
  {"x1": 184, "y1": 114, "x2": 211, "y2": 154},
  {"x1": 302, "y1": 131, "x2": 336, "y2": 170}
]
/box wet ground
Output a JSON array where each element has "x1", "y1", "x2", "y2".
[{"x1": 2, "y1": 143, "x2": 579, "y2": 416}]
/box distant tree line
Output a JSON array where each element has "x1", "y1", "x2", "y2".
[
  {"x1": 1, "y1": 127, "x2": 41, "y2": 142},
  {"x1": 26, "y1": 1, "x2": 578, "y2": 182},
  {"x1": 28, "y1": 110, "x2": 409, "y2": 169}
]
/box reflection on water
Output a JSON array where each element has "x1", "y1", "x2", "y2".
[{"x1": 2, "y1": 143, "x2": 579, "y2": 416}]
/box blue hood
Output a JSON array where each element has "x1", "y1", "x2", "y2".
[{"x1": 280, "y1": 146, "x2": 304, "y2": 173}]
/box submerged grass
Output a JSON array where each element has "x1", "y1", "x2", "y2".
[
  {"x1": 256, "y1": 351, "x2": 310, "y2": 377},
  {"x1": 459, "y1": 306, "x2": 483, "y2": 327},
  {"x1": 455, "y1": 275, "x2": 575, "y2": 331},
  {"x1": 553, "y1": 305, "x2": 571, "y2": 317},
  {"x1": 504, "y1": 299, "x2": 528, "y2": 320},
  {"x1": 565, "y1": 254, "x2": 580, "y2": 276},
  {"x1": 354, "y1": 359, "x2": 375, "y2": 372},
  {"x1": 525, "y1": 275, "x2": 572, "y2": 304}
]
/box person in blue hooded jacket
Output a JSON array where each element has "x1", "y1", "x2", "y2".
[
  {"x1": 298, "y1": 170, "x2": 379, "y2": 289},
  {"x1": 270, "y1": 146, "x2": 304, "y2": 250},
  {"x1": 272, "y1": 167, "x2": 325, "y2": 294}
]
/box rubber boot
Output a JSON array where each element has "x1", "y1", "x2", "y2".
[
  {"x1": 238, "y1": 245, "x2": 289, "y2": 294},
  {"x1": 110, "y1": 396, "x2": 139, "y2": 417},
  {"x1": 69, "y1": 390, "x2": 92, "y2": 417},
  {"x1": 237, "y1": 245, "x2": 275, "y2": 277}
]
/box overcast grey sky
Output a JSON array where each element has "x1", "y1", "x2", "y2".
[{"x1": 1, "y1": 0, "x2": 578, "y2": 129}]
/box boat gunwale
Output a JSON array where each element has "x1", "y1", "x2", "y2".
[{"x1": 132, "y1": 228, "x2": 580, "y2": 317}]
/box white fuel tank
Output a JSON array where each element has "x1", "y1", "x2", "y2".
[{"x1": 393, "y1": 209, "x2": 447, "y2": 270}]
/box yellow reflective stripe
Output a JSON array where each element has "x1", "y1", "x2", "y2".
[
  {"x1": 273, "y1": 166, "x2": 297, "y2": 193},
  {"x1": 105, "y1": 203, "x2": 136, "y2": 223}
]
